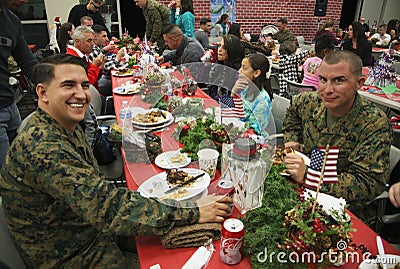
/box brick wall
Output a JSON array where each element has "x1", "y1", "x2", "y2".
[{"x1": 160, "y1": 0, "x2": 344, "y2": 42}]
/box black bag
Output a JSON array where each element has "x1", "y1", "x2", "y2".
[{"x1": 93, "y1": 129, "x2": 116, "y2": 165}]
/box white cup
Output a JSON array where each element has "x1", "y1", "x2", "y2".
[{"x1": 197, "y1": 148, "x2": 219, "y2": 179}]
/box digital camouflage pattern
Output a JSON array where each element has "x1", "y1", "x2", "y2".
[
  {"x1": 143, "y1": 0, "x2": 170, "y2": 53},
  {"x1": 0, "y1": 109, "x2": 199, "y2": 268},
  {"x1": 273, "y1": 29, "x2": 294, "y2": 44},
  {"x1": 283, "y1": 92, "x2": 392, "y2": 220}
]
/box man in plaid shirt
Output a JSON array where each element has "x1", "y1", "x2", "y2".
[{"x1": 89, "y1": 25, "x2": 124, "y2": 97}]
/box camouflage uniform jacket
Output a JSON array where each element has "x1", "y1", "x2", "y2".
[
  {"x1": 0, "y1": 109, "x2": 199, "y2": 268},
  {"x1": 273, "y1": 29, "x2": 294, "y2": 44},
  {"x1": 283, "y1": 92, "x2": 392, "y2": 220},
  {"x1": 143, "y1": 0, "x2": 170, "y2": 53}
]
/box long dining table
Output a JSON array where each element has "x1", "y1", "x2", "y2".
[{"x1": 111, "y1": 70, "x2": 399, "y2": 268}]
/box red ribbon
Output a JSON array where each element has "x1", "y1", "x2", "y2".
[{"x1": 232, "y1": 147, "x2": 256, "y2": 157}]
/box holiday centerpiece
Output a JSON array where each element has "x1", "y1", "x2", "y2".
[{"x1": 244, "y1": 145, "x2": 355, "y2": 268}]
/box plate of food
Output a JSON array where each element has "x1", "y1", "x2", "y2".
[
  {"x1": 132, "y1": 109, "x2": 173, "y2": 127},
  {"x1": 138, "y1": 168, "x2": 210, "y2": 201},
  {"x1": 114, "y1": 68, "x2": 134, "y2": 77},
  {"x1": 358, "y1": 254, "x2": 400, "y2": 269},
  {"x1": 113, "y1": 83, "x2": 142, "y2": 95},
  {"x1": 155, "y1": 151, "x2": 191, "y2": 169},
  {"x1": 274, "y1": 146, "x2": 310, "y2": 176}
]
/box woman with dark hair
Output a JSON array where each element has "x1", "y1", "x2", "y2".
[
  {"x1": 57, "y1": 22, "x2": 74, "y2": 53},
  {"x1": 228, "y1": 23, "x2": 271, "y2": 56},
  {"x1": 208, "y1": 34, "x2": 244, "y2": 99},
  {"x1": 217, "y1": 34, "x2": 244, "y2": 70},
  {"x1": 387, "y1": 19, "x2": 399, "y2": 40},
  {"x1": 215, "y1": 14, "x2": 229, "y2": 37},
  {"x1": 169, "y1": 0, "x2": 194, "y2": 37},
  {"x1": 342, "y1": 21, "x2": 372, "y2": 66}
]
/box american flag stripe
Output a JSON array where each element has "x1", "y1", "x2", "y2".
[
  {"x1": 304, "y1": 146, "x2": 339, "y2": 189},
  {"x1": 220, "y1": 95, "x2": 245, "y2": 119}
]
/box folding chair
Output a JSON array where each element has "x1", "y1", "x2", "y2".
[{"x1": 283, "y1": 77, "x2": 316, "y2": 99}]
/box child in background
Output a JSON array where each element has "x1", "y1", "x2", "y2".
[
  {"x1": 231, "y1": 54, "x2": 274, "y2": 138},
  {"x1": 301, "y1": 34, "x2": 335, "y2": 90}
]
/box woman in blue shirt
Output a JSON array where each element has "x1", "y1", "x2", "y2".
[
  {"x1": 169, "y1": 0, "x2": 194, "y2": 37},
  {"x1": 233, "y1": 54, "x2": 273, "y2": 138}
]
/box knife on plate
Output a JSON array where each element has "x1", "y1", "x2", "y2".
[
  {"x1": 164, "y1": 173, "x2": 205, "y2": 194},
  {"x1": 376, "y1": 235, "x2": 388, "y2": 269}
]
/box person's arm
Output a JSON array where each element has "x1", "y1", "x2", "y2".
[
  {"x1": 181, "y1": 43, "x2": 204, "y2": 63},
  {"x1": 246, "y1": 91, "x2": 272, "y2": 138},
  {"x1": 162, "y1": 50, "x2": 177, "y2": 63},
  {"x1": 12, "y1": 19, "x2": 38, "y2": 79},
  {"x1": 283, "y1": 94, "x2": 304, "y2": 144},
  {"x1": 389, "y1": 182, "x2": 400, "y2": 208},
  {"x1": 169, "y1": 8, "x2": 176, "y2": 24},
  {"x1": 31, "y1": 140, "x2": 200, "y2": 236}
]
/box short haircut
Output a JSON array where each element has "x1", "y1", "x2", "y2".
[
  {"x1": 278, "y1": 17, "x2": 288, "y2": 24},
  {"x1": 200, "y1": 18, "x2": 211, "y2": 25},
  {"x1": 80, "y1": 16, "x2": 93, "y2": 24},
  {"x1": 92, "y1": 0, "x2": 103, "y2": 4},
  {"x1": 379, "y1": 24, "x2": 387, "y2": 29},
  {"x1": 314, "y1": 34, "x2": 335, "y2": 54},
  {"x1": 279, "y1": 41, "x2": 297, "y2": 55},
  {"x1": 92, "y1": 24, "x2": 107, "y2": 34},
  {"x1": 72, "y1": 26, "x2": 94, "y2": 41},
  {"x1": 322, "y1": 50, "x2": 362, "y2": 77},
  {"x1": 32, "y1": 54, "x2": 88, "y2": 85},
  {"x1": 162, "y1": 24, "x2": 183, "y2": 37}
]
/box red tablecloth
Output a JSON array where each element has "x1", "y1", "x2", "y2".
[{"x1": 111, "y1": 71, "x2": 400, "y2": 269}]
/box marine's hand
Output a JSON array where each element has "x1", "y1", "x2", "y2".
[
  {"x1": 284, "y1": 152, "x2": 307, "y2": 183},
  {"x1": 389, "y1": 182, "x2": 400, "y2": 208},
  {"x1": 197, "y1": 195, "x2": 233, "y2": 223}
]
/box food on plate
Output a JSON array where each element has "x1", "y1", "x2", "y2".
[
  {"x1": 166, "y1": 169, "x2": 194, "y2": 185},
  {"x1": 133, "y1": 110, "x2": 167, "y2": 124},
  {"x1": 163, "y1": 189, "x2": 189, "y2": 200},
  {"x1": 169, "y1": 153, "x2": 187, "y2": 164},
  {"x1": 273, "y1": 145, "x2": 294, "y2": 166},
  {"x1": 115, "y1": 68, "x2": 134, "y2": 76}
]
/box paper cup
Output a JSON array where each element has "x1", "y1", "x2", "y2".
[{"x1": 197, "y1": 149, "x2": 219, "y2": 179}]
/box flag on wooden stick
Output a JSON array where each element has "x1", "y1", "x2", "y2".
[{"x1": 305, "y1": 146, "x2": 339, "y2": 189}]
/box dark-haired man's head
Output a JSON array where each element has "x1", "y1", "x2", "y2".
[{"x1": 200, "y1": 18, "x2": 211, "y2": 33}]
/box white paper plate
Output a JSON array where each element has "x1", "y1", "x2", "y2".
[
  {"x1": 358, "y1": 254, "x2": 400, "y2": 269},
  {"x1": 155, "y1": 151, "x2": 191, "y2": 169},
  {"x1": 113, "y1": 83, "x2": 142, "y2": 95},
  {"x1": 132, "y1": 109, "x2": 173, "y2": 127},
  {"x1": 132, "y1": 117, "x2": 174, "y2": 131},
  {"x1": 138, "y1": 168, "x2": 210, "y2": 201},
  {"x1": 113, "y1": 69, "x2": 134, "y2": 77}
]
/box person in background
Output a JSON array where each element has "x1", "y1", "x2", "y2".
[
  {"x1": 157, "y1": 24, "x2": 204, "y2": 65},
  {"x1": 301, "y1": 34, "x2": 335, "y2": 90},
  {"x1": 228, "y1": 22, "x2": 271, "y2": 56},
  {"x1": 67, "y1": 0, "x2": 111, "y2": 38},
  {"x1": 370, "y1": 24, "x2": 391, "y2": 47},
  {"x1": 0, "y1": 0, "x2": 38, "y2": 167},
  {"x1": 66, "y1": 26, "x2": 105, "y2": 91},
  {"x1": 273, "y1": 17, "x2": 294, "y2": 44},
  {"x1": 342, "y1": 21, "x2": 372, "y2": 66},
  {"x1": 387, "y1": 19, "x2": 399, "y2": 41},
  {"x1": 169, "y1": 0, "x2": 194, "y2": 37},
  {"x1": 208, "y1": 34, "x2": 244, "y2": 100},
  {"x1": 232, "y1": 54, "x2": 274, "y2": 138},
  {"x1": 169, "y1": 0, "x2": 181, "y2": 25},
  {"x1": 277, "y1": 41, "x2": 309, "y2": 97},
  {"x1": 194, "y1": 18, "x2": 216, "y2": 50},
  {"x1": 89, "y1": 25, "x2": 123, "y2": 101},
  {"x1": 57, "y1": 22, "x2": 75, "y2": 53},
  {"x1": 80, "y1": 15, "x2": 94, "y2": 27},
  {"x1": 0, "y1": 53, "x2": 233, "y2": 268},
  {"x1": 359, "y1": 17, "x2": 370, "y2": 33},
  {"x1": 215, "y1": 13, "x2": 229, "y2": 37},
  {"x1": 335, "y1": 28, "x2": 343, "y2": 45},
  {"x1": 314, "y1": 19, "x2": 339, "y2": 45},
  {"x1": 283, "y1": 50, "x2": 392, "y2": 220},
  {"x1": 134, "y1": 0, "x2": 170, "y2": 54}
]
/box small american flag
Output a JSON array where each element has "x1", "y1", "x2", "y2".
[
  {"x1": 220, "y1": 94, "x2": 245, "y2": 119},
  {"x1": 305, "y1": 146, "x2": 339, "y2": 189}
]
